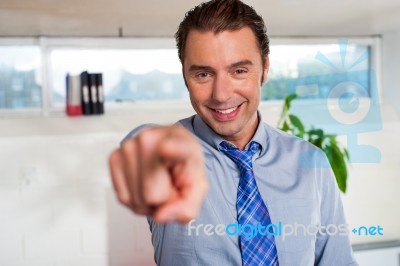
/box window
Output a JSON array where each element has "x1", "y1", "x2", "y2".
[
  {"x1": 0, "y1": 37, "x2": 380, "y2": 113},
  {"x1": 263, "y1": 41, "x2": 373, "y2": 100},
  {"x1": 49, "y1": 48, "x2": 188, "y2": 107},
  {"x1": 0, "y1": 45, "x2": 42, "y2": 110}
]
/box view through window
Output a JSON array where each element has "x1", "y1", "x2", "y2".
[
  {"x1": 264, "y1": 43, "x2": 371, "y2": 100},
  {"x1": 0, "y1": 40, "x2": 373, "y2": 110},
  {"x1": 0, "y1": 46, "x2": 42, "y2": 109},
  {"x1": 50, "y1": 49, "x2": 187, "y2": 107}
]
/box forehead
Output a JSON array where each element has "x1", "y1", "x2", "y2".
[{"x1": 183, "y1": 27, "x2": 261, "y2": 66}]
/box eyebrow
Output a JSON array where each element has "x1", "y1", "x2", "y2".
[
  {"x1": 188, "y1": 65, "x2": 214, "y2": 72},
  {"x1": 230, "y1": 59, "x2": 253, "y2": 68},
  {"x1": 188, "y1": 59, "x2": 254, "y2": 72}
]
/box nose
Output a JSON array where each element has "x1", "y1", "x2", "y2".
[{"x1": 211, "y1": 74, "x2": 233, "y2": 103}]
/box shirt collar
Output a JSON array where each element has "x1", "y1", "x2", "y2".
[{"x1": 192, "y1": 111, "x2": 268, "y2": 155}]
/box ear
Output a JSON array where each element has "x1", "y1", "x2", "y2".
[{"x1": 261, "y1": 56, "x2": 270, "y2": 84}]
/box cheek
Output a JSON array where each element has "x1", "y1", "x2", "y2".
[
  {"x1": 188, "y1": 84, "x2": 211, "y2": 103},
  {"x1": 241, "y1": 80, "x2": 260, "y2": 98}
]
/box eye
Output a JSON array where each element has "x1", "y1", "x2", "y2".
[
  {"x1": 234, "y1": 69, "x2": 247, "y2": 75},
  {"x1": 197, "y1": 72, "x2": 209, "y2": 78}
]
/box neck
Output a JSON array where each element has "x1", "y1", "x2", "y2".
[{"x1": 225, "y1": 113, "x2": 259, "y2": 150}]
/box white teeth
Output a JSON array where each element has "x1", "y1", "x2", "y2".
[{"x1": 215, "y1": 106, "x2": 238, "y2": 114}]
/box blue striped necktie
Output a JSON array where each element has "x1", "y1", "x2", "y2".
[{"x1": 219, "y1": 141, "x2": 279, "y2": 266}]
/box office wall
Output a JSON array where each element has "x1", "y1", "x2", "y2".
[
  {"x1": 382, "y1": 30, "x2": 400, "y2": 114},
  {"x1": 0, "y1": 107, "x2": 194, "y2": 266}
]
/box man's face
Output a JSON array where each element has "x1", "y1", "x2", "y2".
[{"x1": 183, "y1": 27, "x2": 269, "y2": 148}]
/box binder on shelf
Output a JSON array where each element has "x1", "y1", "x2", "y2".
[
  {"x1": 80, "y1": 71, "x2": 91, "y2": 115},
  {"x1": 66, "y1": 73, "x2": 82, "y2": 116},
  {"x1": 89, "y1": 73, "x2": 99, "y2": 114},
  {"x1": 95, "y1": 73, "x2": 104, "y2": 114},
  {"x1": 65, "y1": 70, "x2": 104, "y2": 116}
]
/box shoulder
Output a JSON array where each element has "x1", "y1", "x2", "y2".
[
  {"x1": 262, "y1": 121, "x2": 315, "y2": 149},
  {"x1": 261, "y1": 121, "x2": 330, "y2": 168},
  {"x1": 177, "y1": 115, "x2": 196, "y2": 132}
]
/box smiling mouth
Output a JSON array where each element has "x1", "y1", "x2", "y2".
[
  {"x1": 209, "y1": 103, "x2": 243, "y2": 115},
  {"x1": 214, "y1": 106, "x2": 239, "y2": 114}
]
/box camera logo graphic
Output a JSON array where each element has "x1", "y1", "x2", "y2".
[{"x1": 291, "y1": 39, "x2": 382, "y2": 163}]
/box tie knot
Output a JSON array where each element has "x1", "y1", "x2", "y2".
[{"x1": 219, "y1": 141, "x2": 260, "y2": 172}]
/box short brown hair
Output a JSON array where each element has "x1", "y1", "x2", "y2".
[{"x1": 175, "y1": 0, "x2": 269, "y2": 65}]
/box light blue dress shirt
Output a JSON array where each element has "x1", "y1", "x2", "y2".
[{"x1": 126, "y1": 114, "x2": 358, "y2": 266}]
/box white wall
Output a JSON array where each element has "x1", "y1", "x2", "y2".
[
  {"x1": 354, "y1": 246, "x2": 400, "y2": 266},
  {"x1": 339, "y1": 105, "x2": 400, "y2": 245},
  {"x1": 382, "y1": 30, "x2": 400, "y2": 114},
  {"x1": 0, "y1": 105, "x2": 195, "y2": 266}
]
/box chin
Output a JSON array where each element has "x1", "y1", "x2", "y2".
[{"x1": 211, "y1": 122, "x2": 242, "y2": 138}]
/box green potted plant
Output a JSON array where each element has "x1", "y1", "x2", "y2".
[{"x1": 277, "y1": 94, "x2": 350, "y2": 193}]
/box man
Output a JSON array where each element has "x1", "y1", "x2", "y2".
[{"x1": 109, "y1": 0, "x2": 358, "y2": 265}]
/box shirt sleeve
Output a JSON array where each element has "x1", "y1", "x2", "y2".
[
  {"x1": 314, "y1": 152, "x2": 359, "y2": 266},
  {"x1": 147, "y1": 216, "x2": 165, "y2": 265}
]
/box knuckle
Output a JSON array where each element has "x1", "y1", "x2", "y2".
[
  {"x1": 116, "y1": 192, "x2": 130, "y2": 206},
  {"x1": 137, "y1": 128, "x2": 156, "y2": 144},
  {"x1": 108, "y1": 149, "x2": 120, "y2": 166},
  {"x1": 136, "y1": 131, "x2": 146, "y2": 144},
  {"x1": 132, "y1": 191, "x2": 147, "y2": 210},
  {"x1": 134, "y1": 207, "x2": 150, "y2": 215},
  {"x1": 120, "y1": 143, "x2": 135, "y2": 159},
  {"x1": 142, "y1": 189, "x2": 161, "y2": 205},
  {"x1": 121, "y1": 139, "x2": 136, "y2": 156},
  {"x1": 122, "y1": 194, "x2": 147, "y2": 215},
  {"x1": 130, "y1": 201, "x2": 143, "y2": 212},
  {"x1": 181, "y1": 208, "x2": 197, "y2": 223}
]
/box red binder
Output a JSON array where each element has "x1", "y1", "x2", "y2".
[{"x1": 66, "y1": 74, "x2": 83, "y2": 116}]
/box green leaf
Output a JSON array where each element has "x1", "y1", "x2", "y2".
[
  {"x1": 343, "y1": 147, "x2": 350, "y2": 161},
  {"x1": 289, "y1": 114, "x2": 305, "y2": 137},
  {"x1": 278, "y1": 93, "x2": 298, "y2": 129},
  {"x1": 284, "y1": 93, "x2": 298, "y2": 110},
  {"x1": 280, "y1": 121, "x2": 290, "y2": 132},
  {"x1": 325, "y1": 134, "x2": 337, "y2": 138},
  {"x1": 311, "y1": 136, "x2": 323, "y2": 148},
  {"x1": 329, "y1": 141, "x2": 348, "y2": 193},
  {"x1": 308, "y1": 128, "x2": 324, "y2": 138},
  {"x1": 307, "y1": 128, "x2": 324, "y2": 148}
]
